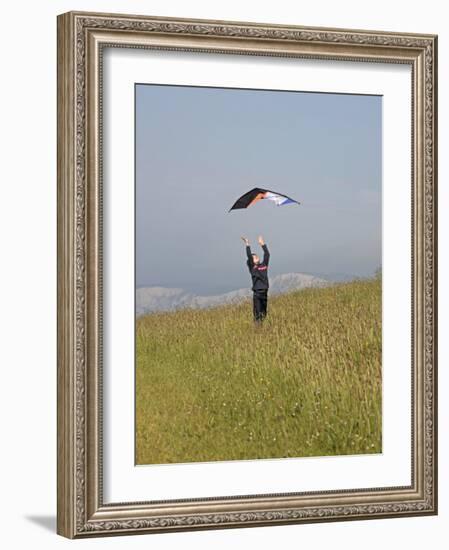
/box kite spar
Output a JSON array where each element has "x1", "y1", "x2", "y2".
[{"x1": 229, "y1": 187, "x2": 300, "y2": 212}]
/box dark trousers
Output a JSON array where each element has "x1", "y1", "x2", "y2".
[{"x1": 253, "y1": 290, "x2": 268, "y2": 322}]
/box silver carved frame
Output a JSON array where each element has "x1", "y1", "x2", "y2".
[{"x1": 57, "y1": 11, "x2": 438, "y2": 538}]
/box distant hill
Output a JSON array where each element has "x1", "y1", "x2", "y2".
[{"x1": 136, "y1": 272, "x2": 329, "y2": 315}]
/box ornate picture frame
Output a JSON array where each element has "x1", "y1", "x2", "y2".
[{"x1": 57, "y1": 10, "x2": 437, "y2": 538}]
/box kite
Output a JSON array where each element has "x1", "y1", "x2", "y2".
[{"x1": 229, "y1": 187, "x2": 300, "y2": 212}]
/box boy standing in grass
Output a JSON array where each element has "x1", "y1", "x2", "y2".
[{"x1": 241, "y1": 235, "x2": 270, "y2": 323}]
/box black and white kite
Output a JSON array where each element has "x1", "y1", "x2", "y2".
[{"x1": 229, "y1": 188, "x2": 300, "y2": 212}]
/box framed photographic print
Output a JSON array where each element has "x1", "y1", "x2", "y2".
[{"x1": 57, "y1": 11, "x2": 438, "y2": 538}]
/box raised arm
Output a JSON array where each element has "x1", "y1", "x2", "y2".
[
  {"x1": 241, "y1": 236, "x2": 254, "y2": 270},
  {"x1": 258, "y1": 236, "x2": 270, "y2": 266},
  {"x1": 262, "y1": 244, "x2": 270, "y2": 266}
]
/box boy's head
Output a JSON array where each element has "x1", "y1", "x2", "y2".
[{"x1": 252, "y1": 253, "x2": 260, "y2": 264}]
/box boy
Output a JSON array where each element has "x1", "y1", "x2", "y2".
[{"x1": 241, "y1": 235, "x2": 270, "y2": 323}]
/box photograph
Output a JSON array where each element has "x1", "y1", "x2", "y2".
[
  {"x1": 56, "y1": 10, "x2": 437, "y2": 538},
  {"x1": 135, "y1": 83, "x2": 383, "y2": 465}
]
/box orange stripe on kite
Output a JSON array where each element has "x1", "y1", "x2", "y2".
[{"x1": 248, "y1": 192, "x2": 266, "y2": 207}]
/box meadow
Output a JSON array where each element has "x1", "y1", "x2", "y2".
[{"x1": 135, "y1": 277, "x2": 382, "y2": 464}]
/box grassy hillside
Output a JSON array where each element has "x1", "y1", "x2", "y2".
[{"x1": 136, "y1": 277, "x2": 382, "y2": 465}]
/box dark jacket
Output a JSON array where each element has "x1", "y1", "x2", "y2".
[{"x1": 246, "y1": 244, "x2": 270, "y2": 292}]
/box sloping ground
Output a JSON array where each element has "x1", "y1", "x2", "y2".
[{"x1": 136, "y1": 277, "x2": 382, "y2": 464}]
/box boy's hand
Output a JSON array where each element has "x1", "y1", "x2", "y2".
[
  {"x1": 258, "y1": 236, "x2": 265, "y2": 246},
  {"x1": 241, "y1": 236, "x2": 249, "y2": 246}
]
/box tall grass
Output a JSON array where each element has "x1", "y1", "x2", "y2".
[{"x1": 136, "y1": 278, "x2": 382, "y2": 464}]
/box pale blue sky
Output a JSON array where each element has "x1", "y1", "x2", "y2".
[{"x1": 136, "y1": 84, "x2": 382, "y2": 294}]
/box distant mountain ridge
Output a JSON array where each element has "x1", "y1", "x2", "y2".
[{"x1": 136, "y1": 272, "x2": 329, "y2": 316}]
